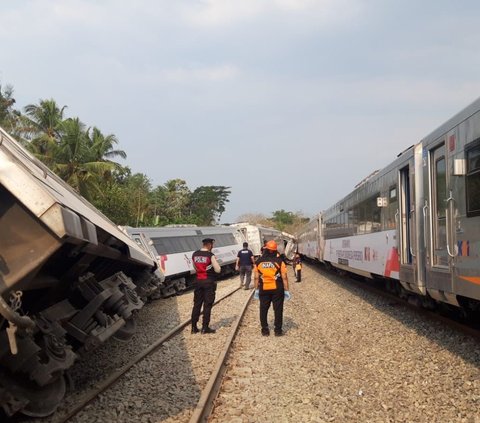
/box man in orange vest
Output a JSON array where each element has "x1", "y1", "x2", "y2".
[{"x1": 253, "y1": 240, "x2": 291, "y2": 336}]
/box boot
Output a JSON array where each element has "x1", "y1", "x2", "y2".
[
  {"x1": 191, "y1": 324, "x2": 199, "y2": 334},
  {"x1": 201, "y1": 327, "x2": 216, "y2": 334}
]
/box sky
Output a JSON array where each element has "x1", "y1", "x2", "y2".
[{"x1": 1, "y1": 0, "x2": 480, "y2": 222}]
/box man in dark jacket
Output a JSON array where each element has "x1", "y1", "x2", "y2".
[
  {"x1": 236, "y1": 242, "x2": 255, "y2": 289},
  {"x1": 191, "y1": 238, "x2": 221, "y2": 334}
]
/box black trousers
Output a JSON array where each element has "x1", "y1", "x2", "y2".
[
  {"x1": 259, "y1": 289, "x2": 284, "y2": 331},
  {"x1": 296, "y1": 269, "x2": 302, "y2": 282},
  {"x1": 191, "y1": 282, "x2": 216, "y2": 328}
]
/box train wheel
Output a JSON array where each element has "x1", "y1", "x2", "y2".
[
  {"x1": 19, "y1": 374, "x2": 66, "y2": 417},
  {"x1": 112, "y1": 317, "x2": 137, "y2": 342}
]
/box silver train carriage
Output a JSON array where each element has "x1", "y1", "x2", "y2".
[
  {"x1": 297, "y1": 97, "x2": 480, "y2": 312},
  {"x1": 0, "y1": 127, "x2": 164, "y2": 417},
  {"x1": 230, "y1": 223, "x2": 296, "y2": 258},
  {"x1": 125, "y1": 225, "x2": 246, "y2": 294}
]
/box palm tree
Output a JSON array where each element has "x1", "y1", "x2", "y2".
[
  {"x1": 23, "y1": 99, "x2": 66, "y2": 138},
  {"x1": 22, "y1": 99, "x2": 67, "y2": 165},
  {"x1": 88, "y1": 127, "x2": 126, "y2": 161},
  {"x1": 53, "y1": 118, "x2": 119, "y2": 200}
]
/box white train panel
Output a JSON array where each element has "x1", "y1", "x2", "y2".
[{"x1": 323, "y1": 230, "x2": 399, "y2": 279}]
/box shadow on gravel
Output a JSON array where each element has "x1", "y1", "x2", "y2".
[
  {"x1": 213, "y1": 315, "x2": 237, "y2": 330},
  {"x1": 283, "y1": 316, "x2": 300, "y2": 334},
  {"x1": 308, "y1": 263, "x2": 480, "y2": 369}
]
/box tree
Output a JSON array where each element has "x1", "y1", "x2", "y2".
[
  {"x1": 22, "y1": 99, "x2": 67, "y2": 166},
  {"x1": 270, "y1": 209, "x2": 309, "y2": 233},
  {"x1": 147, "y1": 185, "x2": 169, "y2": 226},
  {"x1": 270, "y1": 209, "x2": 295, "y2": 231},
  {"x1": 190, "y1": 186, "x2": 231, "y2": 225},
  {"x1": 124, "y1": 173, "x2": 152, "y2": 226},
  {"x1": 0, "y1": 84, "x2": 21, "y2": 134},
  {"x1": 163, "y1": 179, "x2": 191, "y2": 223},
  {"x1": 51, "y1": 118, "x2": 119, "y2": 199},
  {"x1": 88, "y1": 126, "x2": 126, "y2": 162}
]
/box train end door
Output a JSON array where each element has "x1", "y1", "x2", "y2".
[{"x1": 397, "y1": 144, "x2": 427, "y2": 295}]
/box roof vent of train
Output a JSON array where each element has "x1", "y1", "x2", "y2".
[
  {"x1": 354, "y1": 169, "x2": 380, "y2": 188},
  {"x1": 397, "y1": 144, "x2": 414, "y2": 157}
]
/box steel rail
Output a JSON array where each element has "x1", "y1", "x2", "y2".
[
  {"x1": 189, "y1": 289, "x2": 254, "y2": 423},
  {"x1": 54, "y1": 286, "x2": 242, "y2": 423}
]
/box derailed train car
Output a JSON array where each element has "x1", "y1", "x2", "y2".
[
  {"x1": 231, "y1": 223, "x2": 296, "y2": 258},
  {"x1": 0, "y1": 127, "x2": 164, "y2": 417},
  {"x1": 297, "y1": 97, "x2": 480, "y2": 314},
  {"x1": 125, "y1": 225, "x2": 245, "y2": 295}
]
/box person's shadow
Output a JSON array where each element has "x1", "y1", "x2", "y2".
[
  {"x1": 212, "y1": 315, "x2": 236, "y2": 330},
  {"x1": 281, "y1": 316, "x2": 299, "y2": 334}
]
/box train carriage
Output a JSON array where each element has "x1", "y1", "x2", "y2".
[
  {"x1": 0, "y1": 127, "x2": 163, "y2": 417},
  {"x1": 298, "y1": 97, "x2": 480, "y2": 313},
  {"x1": 296, "y1": 214, "x2": 323, "y2": 261},
  {"x1": 231, "y1": 223, "x2": 296, "y2": 258},
  {"x1": 125, "y1": 225, "x2": 245, "y2": 295}
]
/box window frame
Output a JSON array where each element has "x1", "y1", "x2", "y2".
[{"x1": 466, "y1": 138, "x2": 480, "y2": 217}]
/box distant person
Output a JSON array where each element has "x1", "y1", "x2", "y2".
[
  {"x1": 293, "y1": 253, "x2": 302, "y2": 282},
  {"x1": 260, "y1": 239, "x2": 268, "y2": 256},
  {"x1": 236, "y1": 242, "x2": 255, "y2": 289},
  {"x1": 253, "y1": 240, "x2": 291, "y2": 337},
  {"x1": 191, "y1": 238, "x2": 221, "y2": 334}
]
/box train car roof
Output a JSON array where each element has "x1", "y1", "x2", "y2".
[
  {"x1": 422, "y1": 96, "x2": 480, "y2": 145},
  {"x1": 126, "y1": 225, "x2": 240, "y2": 237},
  {"x1": 0, "y1": 128, "x2": 155, "y2": 267}
]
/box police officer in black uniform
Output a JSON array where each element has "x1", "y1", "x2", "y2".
[{"x1": 191, "y1": 238, "x2": 221, "y2": 334}]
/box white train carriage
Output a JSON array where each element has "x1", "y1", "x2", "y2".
[
  {"x1": 230, "y1": 223, "x2": 296, "y2": 258},
  {"x1": 297, "y1": 97, "x2": 480, "y2": 312},
  {"x1": 125, "y1": 226, "x2": 245, "y2": 294},
  {"x1": 296, "y1": 214, "x2": 323, "y2": 261}
]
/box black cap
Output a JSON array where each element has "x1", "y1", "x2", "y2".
[{"x1": 202, "y1": 238, "x2": 215, "y2": 244}]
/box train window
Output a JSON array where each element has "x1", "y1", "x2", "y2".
[
  {"x1": 384, "y1": 186, "x2": 398, "y2": 229},
  {"x1": 390, "y1": 187, "x2": 397, "y2": 200},
  {"x1": 178, "y1": 237, "x2": 190, "y2": 252},
  {"x1": 170, "y1": 238, "x2": 182, "y2": 254},
  {"x1": 466, "y1": 145, "x2": 480, "y2": 216}
]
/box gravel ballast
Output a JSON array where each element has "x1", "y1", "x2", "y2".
[
  {"x1": 210, "y1": 265, "x2": 480, "y2": 423},
  {"x1": 20, "y1": 275, "x2": 247, "y2": 423},
  {"x1": 19, "y1": 265, "x2": 480, "y2": 423}
]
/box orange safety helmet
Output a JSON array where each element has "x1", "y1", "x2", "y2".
[{"x1": 264, "y1": 240, "x2": 278, "y2": 251}]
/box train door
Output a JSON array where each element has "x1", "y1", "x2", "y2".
[
  {"x1": 425, "y1": 142, "x2": 454, "y2": 293},
  {"x1": 398, "y1": 163, "x2": 417, "y2": 289}
]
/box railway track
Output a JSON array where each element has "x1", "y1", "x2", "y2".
[
  {"x1": 33, "y1": 281, "x2": 253, "y2": 423},
  {"x1": 188, "y1": 290, "x2": 253, "y2": 423}
]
